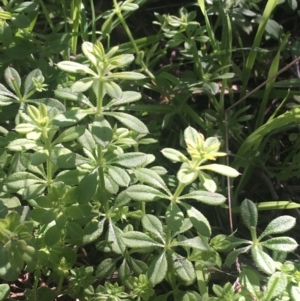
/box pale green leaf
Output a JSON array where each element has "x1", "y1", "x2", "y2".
[
  {"x1": 161, "y1": 148, "x2": 188, "y2": 162},
  {"x1": 141, "y1": 214, "x2": 164, "y2": 243},
  {"x1": 57, "y1": 61, "x2": 97, "y2": 76},
  {"x1": 251, "y1": 245, "x2": 275, "y2": 275},
  {"x1": 199, "y1": 164, "x2": 240, "y2": 177},
  {"x1": 125, "y1": 185, "x2": 168, "y2": 202},
  {"x1": 147, "y1": 252, "x2": 167, "y2": 286},
  {"x1": 179, "y1": 191, "x2": 226, "y2": 205},
  {"x1": 122, "y1": 231, "x2": 164, "y2": 248},
  {"x1": 240, "y1": 199, "x2": 258, "y2": 229}
]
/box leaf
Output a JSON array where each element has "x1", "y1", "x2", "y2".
[
  {"x1": 77, "y1": 169, "x2": 98, "y2": 203},
  {"x1": 181, "y1": 203, "x2": 211, "y2": 237},
  {"x1": 57, "y1": 61, "x2": 96, "y2": 75},
  {"x1": 173, "y1": 256, "x2": 195, "y2": 284},
  {"x1": 176, "y1": 237, "x2": 211, "y2": 251},
  {"x1": 0, "y1": 283, "x2": 10, "y2": 300},
  {"x1": 96, "y1": 258, "x2": 117, "y2": 279},
  {"x1": 105, "y1": 112, "x2": 148, "y2": 134},
  {"x1": 251, "y1": 245, "x2": 275, "y2": 275},
  {"x1": 23, "y1": 183, "x2": 46, "y2": 200},
  {"x1": 264, "y1": 272, "x2": 287, "y2": 300},
  {"x1": 71, "y1": 78, "x2": 94, "y2": 93},
  {"x1": 147, "y1": 252, "x2": 167, "y2": 286},
  {"x1": 107, "y1": 166, "x2": 130, "y2": 187},
  {"x1": 240, "y1": 199, "x2": 258, "y2": 229},
  {"x1": 4, "y1": 67, "x2": 21, "y2": 93},
  {"x1": 78, "y1": 129, "x2": 96, "y2": 153},
  {"x1": 184, "y1": 127, "x2": 199, "y2": 148},
  {"x1": 161, "y1": 148, "x2": 188, "y2": 162},
  {"x1": 31, "y1": 151, "x2": 48, "y2": 166},
  {"x1": 83, "y1": 219, "x2": 105, "y2": 244},
  {"x1": 91, "y1": 117, "x2": 112, "y2": 148},
  {"x1": 5, "y1": 172, "x2": 44, "y2": 191},
  {"x1": 45, "y1": 225, "x2": 61, "y2": 246},
  {"x1": 239, "y1": 267, "x2": 260, "y2": 297},
  {"x1": 260, "y1": 237, "x2": 298, "y2": 252},
  {"x1": 259, "y1": 216, "x2": 296, "y2": 240},
  {"x1": 291, "y1": 286, "x2": 300, "y2": 301},
  {"x1": 199, "y1": 164, "x2": 240, "y2": 177},
  {"x1": 7, "y1": 139, "x2": 37, "y2": 151},
  {"x1": 125, "y1": 185, "x2": 168, "y2": 202},
  {"x1": 110, "y1": 152, "x2": 148, "y2": 168},
  {"x1": 135, "y1": 168, "x2": 169, "y2": 193},
  {"x1": 225, "y1": 246, "x2": 251, "y2": 267},
  {"x1": 141, "y1": 215, "x2": 165, "y2": 243},
  {"x1": 11, "y1": 14, "x2": 30, "y2": 28},
  {"x1": 166, "y1": 202, "x2": 184, "y2": 231},
  {"x1": 53, "y1": 109, "x2": 88, "y2": 127},
  {"x1": 127, "y1": 257, "x2": 148, "y2": 275},
  {"x1": 52, "y1": 126, "x2": 84, "y2": 145},
  {"x1": 104, "y1": 82, "x2": 123, "y2": 99},
  {"x1": 108, "y1": 222, "x2": 126, "y2": 254},
  {"x1": 66, "y1": 222, "x2": 83, "y2": 245},
  {"x1": 108, "y1": 91, "x2": 141, "y2": 107},
  {"x1": 179, "y1": 191, "x2": 226, "y2": 205},
  {"x1": 122, "y1": 231, "x2": 164, "y2": 248},
  {"x1": 177, "y1": 166, "x2": 198, "y2": 185},
  {"x1": 24, "y1": 69, "x2": 42, "y2": 95},
  {"x1": 107, "y1": 72, "x2": 146, "y2": 80}
]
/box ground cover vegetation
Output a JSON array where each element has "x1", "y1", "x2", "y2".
[{"x1": 0, "y1": 0, "x2": 300, "y2": 300}]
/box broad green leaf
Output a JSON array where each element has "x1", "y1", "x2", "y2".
[
  {"x1": 11, "y1": 14, "x2": 30, "y2": 28},
  {"x1": 78, "y1": 129, "x2": 96, "y2": 153},
  {"x1": 199, "y1": 164, "x2": 240, "y2": 177},
  {"x1": 108, "y1": 54, "x2": 134, "y2": 67},
  {"x1": 180, "y1": 291, "x2": 202, "y2": 301},
  {"x1": 179, "y1": 191, "x2": 226, "y2": 205},
  {"x1": 83, "y1": 219, "x2": 105, "y2": 244},
  {"x1": 66, "y1": 222, "x2": 83, "y2": 245},
  {"x1": 96, "y1": 258, "x2": 117, "y2": 279},
  {"x1": 54, "y1": 89, "x2": 93, "y2": 108},
  {"x1": 57, "y1": 61, "x2": 97, "y2": 76},
  {"x1": 5, "y1": 172, "x2": 44, "y2": 191},
  {"x1": 135, "y1": 168, "x2": 169, "y2": 193},
  {"x1": 141, "y1": 214, "x2": 165, "y2": 243},
  {"x1": 251, "y1": 245, "x2": 275, "y2": 275},
  {"x1": 54, "y1": 170, "x2": 81, "y2": 186},
  {"x1": 264, "y1": 272, "x2": 287, "y2": 301},
  {"x1": 77, "y1": 169, "x2": 98, "y2": 203},
  {"x1": 161, "y1": 148, "x2": 188, "y2": 163},
  {"x1": 110, "y1": 152, "x2": 148, "y2": 168},
  {"x1": 147, "y1": 252, "x2": 167, "y2": 286},
  {"x1": 71, "y1": 78, "x2": 94, "y2": 93},
  {"x1": 7, "y1": 139, "x2": 37, "y2": 151},
  {"x1": 108, "y1": 222, "x2": 126, "y2": 254},
  {"x1": 173, "y1": 256, "x2": 195, "y2": 284},
  {"x1": 127, "y1": 257, "x2": 148, "y2": 275},
  {"x1": 4, "y1": 67, "x2": 21, "y2": 93},
  {"x1": 259, "y1": 216, "x2": 296, "y2": 240},
  {"x1": 45, "y1": 225, "x2": 61, "y2": 246},
  {"x1": 122, "y1": 231, "x2": 164, "y2": 248},
  {"x1": 105, "y1": 112, "x2": 148, "y2": 134},
  {"x1": 166, "y1": 202, "x2": 184, "y2": 231},
  {"x1": 52, "y1": 126, "x2": 84, "y2": 145},
  {"x1": 31, "y1": 150, "x2": 48, "y2": 166},
  {"x1": 225, "y1": 246, "x2": 251, "y2": 267},
  {"x1": 23, "y1": 183, "x2": 46, "y2": 199},
  {"x1": 240, "y1": 199, "x2": 258, "y2": 229},
  {"x1": 107, "y1": 166, "x2": 130, "y2": 187},
  {"x1": 107, "y1": 72, "x2": 146, "y2": 80},
  {"x1": 181, "y1": 203, "x2": 211, "y2": 237},
  {"x1": 125, "y1": 185, "x2": 168, "y2": 202},
  {"x1": 260, "y1": 237, "x2": 298, "y2": 252},
  {"x1": 91, "y1": 117, "x2": 112, "y2": 148},
  {"x1": 176, "y1": 237, "x2": 210, "y2": 251},
  {"x1": 53, "y1": 109, "x2": 88, "y2": 127}
]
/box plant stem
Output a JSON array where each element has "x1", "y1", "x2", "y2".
[{"x1": 172, "y1": 183, "x2": 186, "y2": 201}]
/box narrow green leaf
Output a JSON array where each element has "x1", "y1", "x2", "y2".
[
  {"x1": 77, "y1": 169, "x2": 98, "y2": 203},
  {"x1": 122, "y1": 231, "x2": 164, "y2": 248},
  {"x1": 91, "y1": 117, "x2": 112, "y2": 148},
  {"x1": 78, "y1": 129, "x2": 96, "y2": 153},
  {"x1": 199, "y1": 164, "x2": 240, "y2": 177},
  {"x1": 264, "y1": 272, "x2": 287, "y2": 301},
  {"x1": 5, "y1": 172, "x2": 44, "y2": 191},
  {"x1": 110, "y1": 152, "x2": 148, "y2": 168},
  {"x1": 52, "y1": 126, "x2": 84, "y2": 145},
  {"x1": 176, "y1": 237, "x2": 211, "y2": 251},
  {"x1": 105, "y1": 112, "x2": 148, "y2": 134},
  {"x1": 135, "y1": 168, "x2": 169, "y2": 193},
  {"x1": 83, "y1": 219, "x2": 105, "y2": 244},
  {"x1": 4, "y1": 67, "x2": 21, "y2": 93},
  {"x1": 71, "y1": 78, "x2": 94, "y2": 93},
  {"x1": 7, "y1": 139, "x2": 37, "y2": 151},
  {"x1": 107, "y1": 71, "x2": 145, "y2": 80},
  {"x1": 24, "y1": 69, "x2": 42, "y2": 95},
  {"x1": 53, "y1": 109, "x2": 88, "y2": 127},
  {"x1": 161, "y1": 148, "x2": 188, "y2": 163},
  {"x1": 141, "y1": 214, "x2": 165, "y2": 243},
  {"x1": 125, "y1": 185, "x2": 168, "y2": 202},
  {"x1": 239, "y1": 267, "x2": 260, "y2": 298},
  {"x1": 108, "y1": 91, "x2": 141, "y2": 107},
  {"x1": 179, "y1": 191, "x2": 226, "y2": 205},
  {"x1": 240, "y1": 199, "x2": 258, "y2": 229},
  {"x1": 107, "y1": 166, "x2": 130, "y2": 187},
  {"x1": 173, "y1": 255, "x2": 195, "y2": 284},
  {"x1": 259, "y1": 216, "x2": 296, "y2": 240},
  {"x1": 108, "y1": 54, "x2": 134, "y2": 67},
  {"x1": 260, "y1": 237, "x2": 298, "y2": 252},
  {"x1": 181, "y1": 203, "x2": 211, "y2": 237},
  {"x1": 108, "y1": 222, "x2": 126, "y2": 254},
  {"x1": 96, "y1": 258, "x2": 117, "y2": 279},
  {"x1": 225, "y1": 246, "x2": 251, "y2": 267},
  {"x1": 57, "y1": 61, "x2": 96, "y2": 75},
  {"x1": 104, "y1": 82, "x2": 123, "y2": 99},
  {"x1": 147, "y1": 252, "x2": 167, "y2": 286},
  {"x1": 251, "y1": 245, "x2": 275, "y2": 275}
]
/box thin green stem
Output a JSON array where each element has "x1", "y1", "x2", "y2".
[
  {"x1": 89, "y1": 0, "x2": 96, "y2": 43},
  {"x1": 71, "y1": 0, "x2": 82, "y2": 54},
  {"x1": 97, "y1": 77, "x2": 104, "y2": 115},
  {"x1": 38, "y1": 0, "x2": 55, "y2": 31},
  {"x1": 172, "y1": 183, "x2": 186, "y2": 201},
  {"x1": 97, "y1": 146, "x2": 109, "y2": 213}
]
